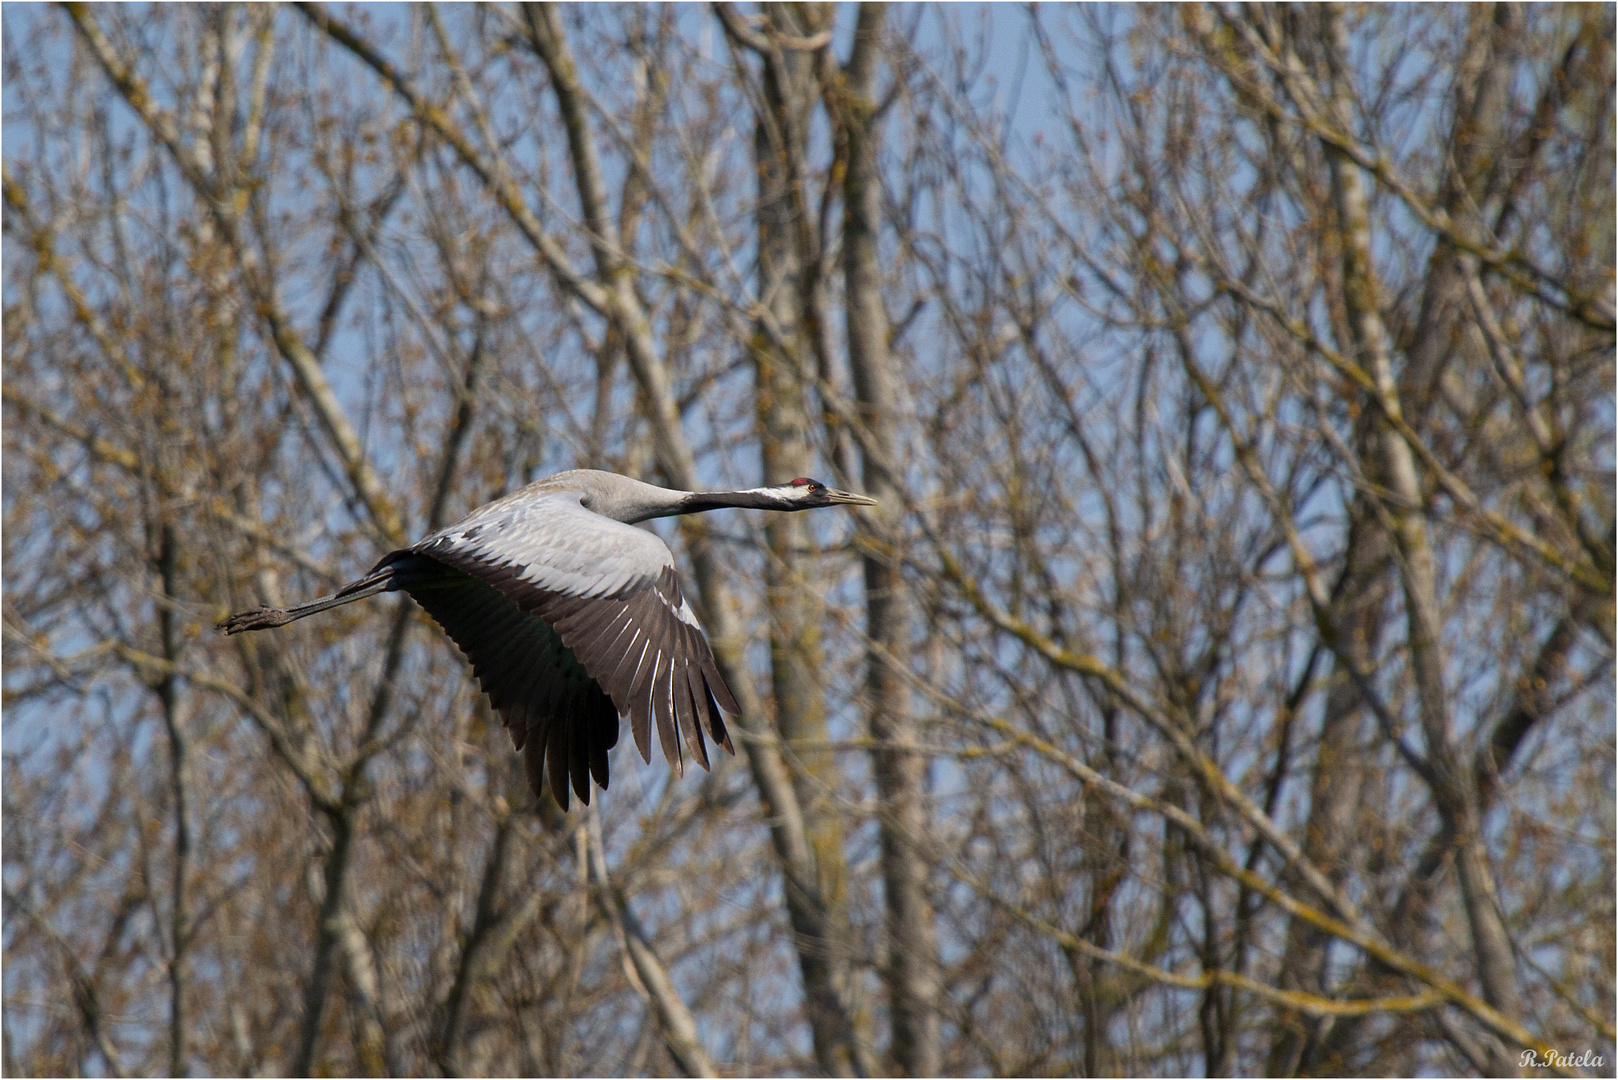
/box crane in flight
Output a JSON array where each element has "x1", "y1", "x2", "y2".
[{"x1": 219, "y1": 469, "x2": 877, "y2": 808}]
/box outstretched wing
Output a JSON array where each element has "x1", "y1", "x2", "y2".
[{"x1": 398, "y1": 489, "x2": 735, "y2": 808}]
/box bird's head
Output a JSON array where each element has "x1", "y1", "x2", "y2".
[{"x1": 776, "y1": 476, "x2": 879, "y2": 508}]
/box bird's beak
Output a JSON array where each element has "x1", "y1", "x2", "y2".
[{"x1": 826, "y1": 488, "x2": 879, "y2": 507}]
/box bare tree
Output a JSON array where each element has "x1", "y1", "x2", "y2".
[{"x1": 4, "y1": 4, "x2": 1611, "y2": 1077}]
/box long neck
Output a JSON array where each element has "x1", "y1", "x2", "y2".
[{"x1": 631, "y1": 487, "x2": 799, "y2": 522}]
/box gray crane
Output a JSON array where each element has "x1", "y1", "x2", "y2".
[{"x1": 219, "y1": 469, "x2": 877, "y2": 808}]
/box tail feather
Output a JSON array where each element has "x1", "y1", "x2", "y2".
[{"x1": 217, "y1": 565, "x2": 399, "y2": 635}]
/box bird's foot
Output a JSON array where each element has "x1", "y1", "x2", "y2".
[{"x1": 216, "y1": 607, "x2": 293, "y2": 634}]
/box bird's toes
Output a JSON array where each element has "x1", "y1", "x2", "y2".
[{"x1": 216, "y1": 608, "x2": 291, "y2": 635}]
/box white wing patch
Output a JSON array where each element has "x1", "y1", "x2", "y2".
[{"x1": 652, "y1": 572, "x2": 705, "y2": 629}]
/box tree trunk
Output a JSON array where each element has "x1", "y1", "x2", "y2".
[
  {"x1": 841, "y1": 6, "x2": 942, "y2": 1075},
  {"x1": 749, "y1": 7, "x2": 867, "y2": 1073},
  {"x1": 1266, "y1": 504, "x2": 1389, "y2": 1076},
  {"x1": 1315, "y1": 9, "x2": 1522, "y2": 1070}
]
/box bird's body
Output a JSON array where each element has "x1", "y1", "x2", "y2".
[{"x1": 219, "y1": 469, "x2": 876, "y2": 807}]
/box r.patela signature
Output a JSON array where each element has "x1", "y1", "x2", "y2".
[{"x1": 1520, "y1": 1049, "x2": 1605, "y2": 1069}]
